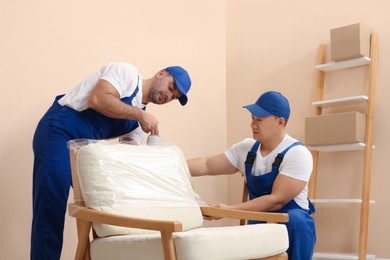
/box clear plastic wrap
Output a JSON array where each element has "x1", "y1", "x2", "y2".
[{"x1": 67, "y1": 139, "x2": 204, "y2": 237}]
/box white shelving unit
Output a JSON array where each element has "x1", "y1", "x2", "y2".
[
  {"x1": 311, "y1": 199, "x2": 375, "y2": 204},
  {"x1": 314, "y1": 56, "x2": 371, "y2": 72},
  {"x1": 308, "y1": 32, "x2": 378, "y2": 260},
  {"x1": 312, "y1": 95, "x2": 368, "y2": 108},
  {"x1": 313, "y1": 252, "x2": 376, "y2": 260},
  {"x1": 308, "y1": 143, "x2": 366, "y2": 152}
]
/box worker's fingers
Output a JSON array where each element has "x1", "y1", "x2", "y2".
[{"x1": 139, "y1": 111, "x2": 159, "y2": 135}]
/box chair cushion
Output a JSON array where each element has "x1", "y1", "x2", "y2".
[
  {"x1": 76, "y1": 142, "x2": 203, "y2": 237},
  {"x1": 90, "y1": 223, "x2": 289, "y2": 260}
]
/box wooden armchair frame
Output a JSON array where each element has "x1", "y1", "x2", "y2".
[{"x1": 68, "y1": 146, "x2": 289, "y2": 260}]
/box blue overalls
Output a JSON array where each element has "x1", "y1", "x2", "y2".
[
  {"x1": 245, "y1": 141, "x2": 316, "y2": 260},
  {"x1": 31, "y1": 87, "x2": 141, "y2": 260}
]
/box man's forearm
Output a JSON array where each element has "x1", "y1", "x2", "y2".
[
  {"x1": 88, "y1": 93, "x2": 143, "y2": 120},
  {"x1": 187, "y1": 158, "x2": 209, "y2": 176}
]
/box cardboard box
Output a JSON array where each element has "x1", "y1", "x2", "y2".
[
  {"x1": 305, "y1": 112, "x2": 366, "y2": 146},
  {"x1": 330, "y1": 23, "x2": 372, "y2": 61}
]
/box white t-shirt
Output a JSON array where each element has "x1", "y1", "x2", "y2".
[
  {"x1": 58, "y1": 62, "x2": 146, "y2": 142},
  {"x1": 225, "y1": 134, "x2": 313, "y2": 210}
]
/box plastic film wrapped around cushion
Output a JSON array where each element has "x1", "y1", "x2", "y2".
[{"x1": 74, "y1": 141, "x2": 203, "y2": 237}]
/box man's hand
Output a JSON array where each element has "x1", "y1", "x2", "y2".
[
  {"x1": 202, "y1": 203, "x2": 231, "y2": 221},
  {"x1": 138, "y1": 110, "x2": 159, "y2": 135}
]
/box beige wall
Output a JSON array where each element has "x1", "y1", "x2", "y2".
[
  {"x1": 1, "y1": 0, "x2": 389, "y2": 259},
  {"x1": 226, "y1": 0, "x2": 390, "y2": 258}
]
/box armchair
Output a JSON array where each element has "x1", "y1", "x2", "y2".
[{"x1": 68, "y1": 140, "x2": 289, "y2": 260}]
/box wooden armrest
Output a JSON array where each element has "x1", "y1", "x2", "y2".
[
  {"x1": 200, "y1": 206, "x2": 289, "y2": 223},
  {"x1": 68, "y1": 203, "x2": 183, "y2": 233}
]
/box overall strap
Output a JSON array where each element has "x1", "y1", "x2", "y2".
[
  {"x1": 119, "y1": 77, "x2": 144, "y2": 111},
  {"x1": 245, "y1": 141, "x2": 260, "y2": 176},
  {"x1": 125, "y1": 76, "x2": 140, "y2": 103},
  {"x1": 272, "y1": 141, "x2": 303, "y2": 169}
]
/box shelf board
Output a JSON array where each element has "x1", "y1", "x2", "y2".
[
  {"x1": 313, "y1": 252, "x2": 376, "y2": 260},
  {"x1": 307, "y1": 143, "x2": 366, "y2": 152},
  {"x1": 311, "y1": 199, "x2": 375, "y2": 204},
  {"x1": 315, "y1": 56, "x2": 371, "y2": 72},
  {"x1": 312, "y1": 95, "x2": 368, "y2": 108}
]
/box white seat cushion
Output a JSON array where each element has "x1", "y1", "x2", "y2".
[
  {"x1": 90, "y1": 224, "x2": 289, "y2": 260},
  {"x1": 76, "y1": 142, "x2": 203, "y2": 237}
]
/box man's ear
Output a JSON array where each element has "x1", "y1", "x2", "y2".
[
  {"x1": 277, "y1": 117, "x2": 286, "y2": 127},
  {"x1": 155, "y1": 70, "x2": 165, "y2": 78}
]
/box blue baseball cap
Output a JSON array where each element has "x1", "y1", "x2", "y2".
[
  {"x1": 243, "y1": 91, "x2": 290, "y2": 121},
  {"x1": 164, "y1": 66, "x2": 191, "y2": 106}
]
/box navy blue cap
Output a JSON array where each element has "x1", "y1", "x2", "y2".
[
  {"x1": 164, "y1": 66, "x2": 191, "y2": 106},
  {"x1": 243, "y1": 91, "x2": 290, "y2": 121}
]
